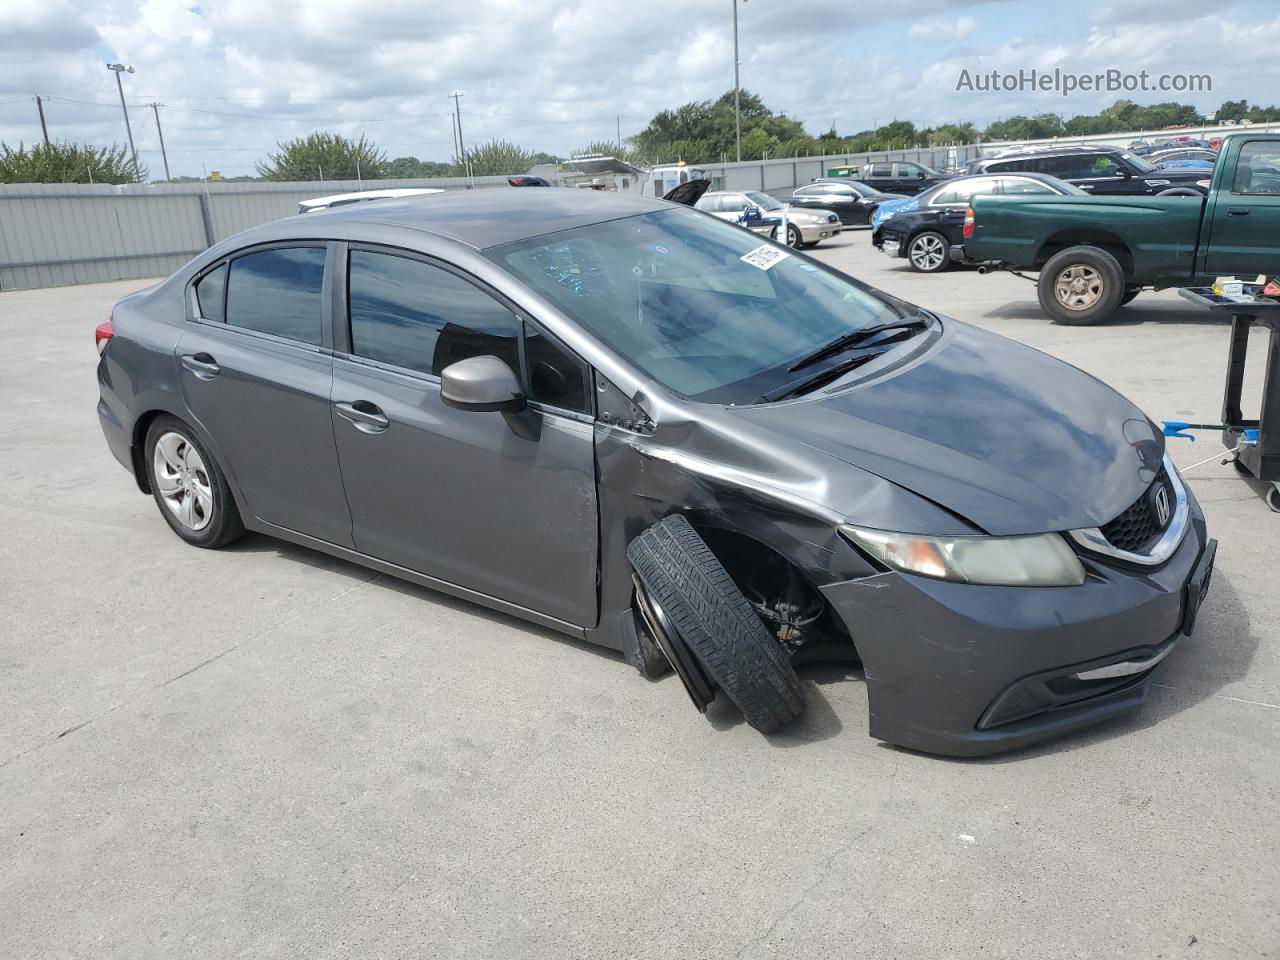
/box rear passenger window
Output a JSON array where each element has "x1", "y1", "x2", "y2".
[
  {"x1": 226, "y1": 247, "x2": 326, "y2": 345},
  {"x1": 194, "y1": 263, "x2": 226, "y2": 323},
  {"x1": 348, "y1": 250, "x2": 520, "y2": 377},
  {"x1": 525, "y1": 322, "x2": 589, "y2": 414}
]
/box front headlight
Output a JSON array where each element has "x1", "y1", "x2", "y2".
[
  {"x1": 838, "y1": 525, "x2": 1086, "y2": 587},
  {"x1": 879, "y1": 211, "x2": 895, "y2": 221}
]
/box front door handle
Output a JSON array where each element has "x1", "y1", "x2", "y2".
[
  {"x1": 181, "y1": 352, "x2": 220, "y2": 380},
  {"x1": 1227, "y1": 208, "x2": 1251, "y2": 217},
  {"x1": 335, "y1": 400, "x2": 390, "y2": 433}
]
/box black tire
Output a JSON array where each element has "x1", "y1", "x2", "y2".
[
  {"x1": 627, "y1": 515, "x2": 804, "y2": 733},
  {"x1": 1232, "y1": 455, "x2": 1252, "y2": 475},
  {"x1": 1268, "y1": 487, "x2": 1280, "y2": 514},
  {"x1": 1120, "y1": 286, "x2": 1142, "y2": 306},
  {"x1": 1038, "y1": 246, "x2": 1126, "y2": 325},
  {"x1": 906, "y1": 231, "x2": 951, "y2": 273},
  {"x1": 785, "y1": 224, "x2": 803, "y2": 249},
  {"x1": 144, "y1": 414, "x2": 245, "y2": 549},
  {"x1": 863, "y1": 204, "x2": 879, "y2": 225}
]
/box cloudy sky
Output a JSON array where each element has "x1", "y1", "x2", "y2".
[{"x1": 1, "y1": 0, "x2": 1276, "y2": 178}]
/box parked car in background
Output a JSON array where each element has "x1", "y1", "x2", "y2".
[
  {"x1": 835, "y1": 160, "x2": 949, "y2": 195},
  {"x1": 508, "y1": 175, "x2": 552, "y2": 186},
  {"x1": 1147, "y1": 148, "x2": 1217, "y2": 169},
  {"x1": 694, "y1": 190, "x2": 842, "y2": 247},
  {"x1": 94, "y1": 187, "x2": 1215, "y2": 756},
  {"x1": 694, "y1": 190, "x2": 782, "y2": 236},
  {"x1": 966, "y1": 145, "x2": 1213, "y2": 196},
  {"x1": 298, "y1": 188, "x2": 444, "y2": 214},
  {"x1": 965, "y1": 133, "x2": 1280, "y2": 324},
  {"x1": 873, "y1": 173, "x2": 1083, "y2": 273},
  {"x1": 790, "y1": 180, "x2": 908, "y2": 225}
]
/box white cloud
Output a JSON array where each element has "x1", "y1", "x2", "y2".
[
  {"x1": 909, "y1": 15, "x2": 977, "y2": 41},
  {"x1": 0, "y1": 0, "x2": 1267, "y2": 177}
]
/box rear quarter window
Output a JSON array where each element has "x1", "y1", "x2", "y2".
[{"x1": 194, "y1": 263, "x2": 227, "y2": 323}]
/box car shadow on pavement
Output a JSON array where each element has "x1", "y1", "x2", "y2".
[
  {"x1": 224, "y1": 532, "x2": 628, "y2": 667},
  {"x1": 920, "y1": 575, "x2": 1256, "y2": 764},
  {"x1": 704, "y1": 663, "x2": 854, "y2": 746},
  {"x1": 982, "y1": 300, "x2": 1227, "y2": 327}
]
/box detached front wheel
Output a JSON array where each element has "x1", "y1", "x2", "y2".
[
  {"x1": 627, "y1": 515, "x2": 804, "y2": 734},
  {"x1": 1038, "y1": 246, "x2": 1126, "y2": 325}
]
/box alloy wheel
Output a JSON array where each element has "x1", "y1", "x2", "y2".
[
  {"x1": 909, "y1": 234, "x2": 946, "y2": 270},
  {"x1": 152, "y1": 431, "x2": 214, "y2": 531},
  {"x1": 1054, "y1": 264, "x2": 1104, "y2": 311}
]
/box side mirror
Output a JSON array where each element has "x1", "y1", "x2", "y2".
[
  {"x1": 1118, "y1": 167, "x2": 1132, "y2": 179},
  {"x1": 440, "y1": 355, "x2": 526, "y2": 413},
  {"x1": 917, "y1": 171, "x2": 927, "y2": 179}
]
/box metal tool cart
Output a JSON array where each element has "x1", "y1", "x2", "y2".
[{"x1": 1176, "y1": 286, "x2": 1280, "y2": 511}]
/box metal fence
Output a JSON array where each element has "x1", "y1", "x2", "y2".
[
  {"x1": 0, "y1": 176, "x2": 512, "y2": 291},
  {"x1": 0, "y1": 142, "x2": 992, "y2": 291}
]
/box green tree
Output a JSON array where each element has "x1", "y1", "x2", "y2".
[
  {"x1": 0, "y1": 141, "x2": 144, "y2": 184},
  {"x1": 1215, "y1": 100, "x2": 1249, "y2": 123},
  {"x1": 455, "y1": 139, "x2": 540, "y2": 176},
  {"x1": 256, "y1": 133, "x2": 386, "y2": 181},
  {"x1": 632, "y1": 90, "x2": 807, "y2": 163},
  {"x1": 385, "y1": 156, "x2": 454, "y2": 178}
]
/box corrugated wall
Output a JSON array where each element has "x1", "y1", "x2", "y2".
[
  {"x1": 0, "y1": 151, "x2": 984, "y2": 291},
  {"x1": 0, "y1": 176, "x2": 512, "y2": 291}
]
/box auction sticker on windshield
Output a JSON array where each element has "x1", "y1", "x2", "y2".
[{"x1": 741, "y1": 245, "x2": 790, "y2": 270}]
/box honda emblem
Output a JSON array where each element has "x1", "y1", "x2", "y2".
[{"x1": 1152, "y1": 484, "x2": 1172, "y2": 529}]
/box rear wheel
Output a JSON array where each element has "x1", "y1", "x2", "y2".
[
  {"x1": 144, "y1": 415, "x2": 245, "y2": 549},
  {"x1": 627, "y1": 515, "x2": 804, "y2": 734},
  {"x1": 1038, "y1": 246, "x2": 1126, "y2": 325},
  {"x1": 907, "y1": 231, "x2": 951, "y2": 273}
]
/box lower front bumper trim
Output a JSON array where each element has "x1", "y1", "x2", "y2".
[{"x1": 1071, "y1": 642, "x2": 1176, "y2": 681}]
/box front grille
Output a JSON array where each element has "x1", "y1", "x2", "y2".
[{"x1": 1100, "y1": 468, "x2": 1173, "y2": 553}]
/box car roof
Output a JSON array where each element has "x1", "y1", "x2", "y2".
[
  {"x1": 296, "y1": 187, "x2": 669, "y2": 250},
  {"x1": 297, "y1": 187, "x2": 445, "y2": 211},
  {"x1": 983, "y1": 144, "x2": 1122, "y2": 161}
]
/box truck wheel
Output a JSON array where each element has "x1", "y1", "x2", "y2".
[
  {"x1": 907, "y1": 231, "x2": 951, "y2": 272},
  {"x1": 627, "y1": 515, "x2": 804, "y2": 734},
  {"x1": 1120, "y1": 286, "x2": 1141, "y2": 306},
  {"x1": 1156, "y1": 187, "x2": 1203, "y2": 197},
  {"x1": 1038, "y1": 246, "x2": 1126, "y2": 325}
]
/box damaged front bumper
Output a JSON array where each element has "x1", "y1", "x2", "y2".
[{"x1": 818, "y1": 507, "x2": 1213, "y2": 757}]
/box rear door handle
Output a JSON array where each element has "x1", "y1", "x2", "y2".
[
  {"x1": 1227, "y1": 208, "x2": 1251, "y2": 217},
  {"x1": 335, "y1": 400, "x2": 390, "y2": 433},
  {"x1": 180, "y1": 352, "x2": 220, "y2": 380}
]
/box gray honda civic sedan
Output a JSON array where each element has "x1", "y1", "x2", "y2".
[{"x1": 95, "y1": 188, "x2": 1215, "y2": 756}]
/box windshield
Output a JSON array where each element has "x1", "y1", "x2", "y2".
[
  {"x1": 744, "y1": 191, "x2": 783, "y2": 211},
  {"x1": 1121, "y1": 151, "x2": 1156, "y2": 173},
  {"x1": 488, "y1": 208, "x2": 904, "y2": 404}
]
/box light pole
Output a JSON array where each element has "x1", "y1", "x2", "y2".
[
  {"x1": 106, "y1": 63, "x2": 139, "y2": 177},
  {"x1": 732, "y1": 0, "x2": 743, "y2": 162}
]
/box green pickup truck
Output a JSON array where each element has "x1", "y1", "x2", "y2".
[{"x1": 964, "y1": 133, "x2": 1280, "y2": 324}]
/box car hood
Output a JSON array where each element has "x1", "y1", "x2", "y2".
[{"x1": 727, "y1": 321, "x2": 1162, "y2": 536}]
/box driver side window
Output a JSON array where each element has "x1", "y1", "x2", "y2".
[{"x1": 1232, "y1": 141, "x2": 1280, "y2": 195}]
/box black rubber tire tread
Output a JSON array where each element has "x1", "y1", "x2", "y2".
[
  {"x1": 907, "y1": 231, "x2": 951, "y2": 273},
  {"x1": 786, "y1": 224, "x2": 803, "y2": 248},
  {"x1": 145, "y1": 414, "x2": 246, "y2": 549},
  {"x1": 1037, "y1": 245, "x2": 1126, "y2": 326},
  {"x1": 1120, "y1": 286, "x2": 1142, "y2": 306},
  {"x1": 627, "y1": 515, "x2": 804, "y2": 733}
]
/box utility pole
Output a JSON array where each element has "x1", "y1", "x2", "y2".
[
  {"x1": 617, "y1": 114, "x2": 621, "y2": 151},
  {"x1": 732, "y1": 0, "x2": 743, "y2": 162},
  {"x1": 106, "y1": 64, "x2": 139, "y2": 176},
  {"x1": 450, "y1": 91, "x2": 469, "y2": 179},
  {"x1": 35, "y1": 96, "x2": 49, "y2": 146},
  {"x1": 150, "y1": 102, "x2": 170, "y2": 181},
  {"x1": 450, "y1": 110, "x2": 460, "y2": 164}
]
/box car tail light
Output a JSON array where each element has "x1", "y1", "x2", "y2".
[
  {"x1": 962, "y1": 206, "x2": 975, "y2": 239},
  {"x1": 95, "y1": 316, "x2": 113, "y2": 354}
]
